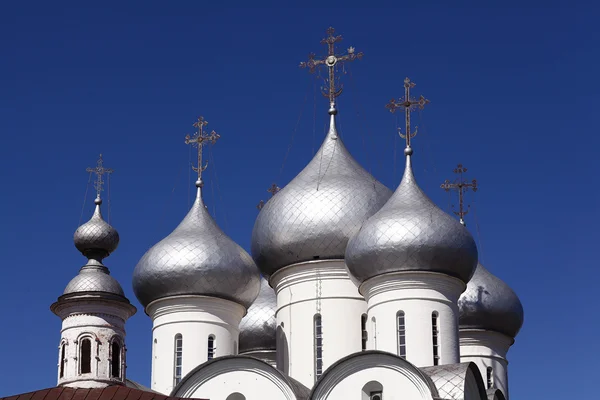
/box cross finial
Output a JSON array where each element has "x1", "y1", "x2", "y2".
[
  {"x1": 257, "y1": 183, "x2": 281, "y2": 211},
  {"x1": 185, "y1": 116, "x2": 220, "y2": 189},
  {"x1": 386, "y1": 77, "x2": 430, "y2": 149},
  {"x1": 299, "y1": 27, "x2": 363, "y2": 105},
  {"x1": 86, "y1": 154, "x2": 113, "y2": 202},
  {"x1": 440, "y1": 164, "x2": 478, "y2": 226}
]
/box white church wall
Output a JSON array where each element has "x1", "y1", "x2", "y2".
[
  {"x1": 171, "y1": 356, "x2": 306, "y2": 400},
  {"x1": 361, "y1": 271, "x2": 465, "y2": 368},
  {"x1": 271, "y1": 260, "x2": 367, "y2": 389},
  {"x1": 53, "y1": 299, "x2": 131, "y2": 388},
  {"x1": 147, "y1": 295, "x2": 246, "y2": 395},
  {"x1": 460, "y1": 329, "x2": 513, "y2": 400},
  {"x1": 310, "y1": 351, "x2": 438, "y2": 400}
]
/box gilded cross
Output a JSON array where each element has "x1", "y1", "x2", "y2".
[
  {"x1": 386, "y1": 77, "x2": 430, "y2": 148},
  {"x1": 185, "y1": 116, "x2": 220, "y2": 186},
  {"x1": 86, "y1": 154, "x2": 113, "y2": 200},
  {"x1": 300, "y1": 27, "x2": 363, "y2": 103},
  {"x1": 257, "y1": 183, "x2": 281, "y2": 210},
  {"x1": 440, "y1": 164, "x2": 478, "y2": 226}
]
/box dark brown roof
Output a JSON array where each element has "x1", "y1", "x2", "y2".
[{"x1": 0, "y1": 386, "x2": 207, "y2": 400}]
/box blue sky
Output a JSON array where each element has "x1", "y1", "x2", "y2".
[{"x1": 0, "y1": 2, "x2": 595, "y2": 398}]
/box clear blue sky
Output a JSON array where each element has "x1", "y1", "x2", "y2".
[{"x1": 0, "y1": 2, "x2": 595, "y2": 398}]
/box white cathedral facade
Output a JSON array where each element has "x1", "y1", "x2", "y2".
[{"x1": 29, "y1": 28, "x2": 524, "y2": 400}]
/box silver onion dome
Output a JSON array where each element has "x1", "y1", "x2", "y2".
[
  {"x1": 133, "y1": 185, "x2": 261, "y2": 309},
  {"x1": 251, "y1": 106, "x2": 392, "y2": 277},
  {"x1": 345, "y1": 148, "x2": 478, "y2": 286},
  {"x1": 458, "y1": 263, "x2": 524, "y2": 338},
  {"x1": 239, "y1": 277, "x2": 277, "y2": 354},
  {"x1": 74, "y1": 197, "x2": 119, "y2": 258},
  {"x1": 63, "y1": 264, "x2": 125, "y2": 296},
  {"x1": 62, "y1": 197, "x2": 126, "y2": 298}
]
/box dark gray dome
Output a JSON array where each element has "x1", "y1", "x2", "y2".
[
  {"x1": 63, "y1": 267, "x2": 125, "y2": 296},
  {"x1": 133, "y1": 188, "x2": 261, "y2": 309},
  {"x1": 251, "y1": 109, "x2": 392, "y2": 277},
  {"x1": 458, "y1": 263, "x2": 524, "y2": 338},
  {"x1": 74, "y1": 199, "x2": 119, "y2": 258},
  {"x1": 239, "y1": 278, "x2": 277, "y2": 353},
  {"x1": 346, "y1": 151, "x2": 478, "y2": 285}
]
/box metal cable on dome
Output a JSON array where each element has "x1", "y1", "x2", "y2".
[
  {"x1": 157, "y1": 160, "x2": 186, "y2": 232},
  {"x1": 78, "y1": 171, "x2": 93, "y2": 227},
  {"x1": 472, "y1": 193, "x2": 485, "y2": 265},
  {"x1": 107, "y1": 173, "x2": 111, "y2": 224},
  {"x1": 277, "y1": 77, "x2": 312, "y2": 183},
  {"x1": 208, "y1": 146, "x2": 229, "y2": 232}
]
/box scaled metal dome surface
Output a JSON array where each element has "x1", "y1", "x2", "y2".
[
  {"x1": 74, "y1": 200, "x2": 119, "y2": 257},
  {"x1": 251, "y1": 110, "x2": 392, "y2": 277},
  {"x1": 346, "y1": 151, "x2": 478, "y2": 285},
  {"x1": 239, "y1": 277, "x2": 277, "y2": 354},
  {"x1": 133, "y1": 189, "x2": 261, "y2": 309},
  {"x1": 458, "y1": 263, "x2": 524, "y2": 338},
  {"x1": 63, "y1": 267, "x2": 125, "y2": 296}
]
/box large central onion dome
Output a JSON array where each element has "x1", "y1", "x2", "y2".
[
  {"x1": 133, "y1": 183, "x2": 261, "y2": 309},
  {"x1": 239, "y1": 278, "x2": 277, "y2": 354},
  {"x1": 251, "y1": 106, "x2": 392, "y2": 277},
  {"x1": 458, "y1": 263, "x2": 524, "y2": 338},
  {"x1": 346, "y1": 148, "x2": 478, "y2": 286}
]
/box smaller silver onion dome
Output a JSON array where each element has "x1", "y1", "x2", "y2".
[
  {"x1": 458, "y1": 263, "x2": 524, "y2": 338},
  {"x1": 63, "y1": 263, "x2": 125, "y2": 296},
  {"x1": 239, "y1": 277, "x2": 277, "y2": 354},
  {"x1": 133, "y1": 186, "x2": 261, "y2": 309},
  {"x1": 346, "y1": 149, "x2": 478, "y2": 286},
  {"x1": 251, "y1": 105, "x2": 392, "y2": 277},
  {"x1": 74, "y1": 197, "x2": 119, "y2": 258}
]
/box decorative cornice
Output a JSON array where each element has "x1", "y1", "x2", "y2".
[
  {"x1": 147, "y1": 295, "x2": 246, "y2": 321},
  {"x1": 271, "y1": 259, "x2": 353, "y2": 291},
  {"x1": 361, "y1": 271, "x2": 466, "y2": 303}
]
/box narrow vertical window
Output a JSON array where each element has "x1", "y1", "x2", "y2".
[
  {"x1": 207, "y1": 335, "x2": 215, "y2": 360},
  {"x1": 314, "y1": 314, "x2": 323, "y2": 380},
  {"x1": 487, "y1": 366, "x2": 494, "y2": 389},
  {"x1": 80, "y1": 338, "x2": 91, "y2": 374},
  {"x1": 173, "y1": 334, "x2": 183, "y2": 387},
  {"x1": 361, "y1": 314, "x2": 368, "y2": 351},
  {"x1": 432, "y1": 312, "x2": 439, "y2": 366},
  {"x1": 397, "y1": 311, "x2": 406, "y2": 359},
  {"x1": 111, "y1": 341, "x2": 121, "y2": 378},
  {"x1": 59, "y1": 344, "x2": 66, "y2": 378}
]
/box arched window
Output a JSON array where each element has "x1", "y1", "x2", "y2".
[
  {"x1": 173, "y1": 334, "x2": 183, "y2": 386},
  {"x1": 431, "y1": 312, "x2": 439, "y2": 366},
  {"x1": 314, "y1": 314, "x2": 323, "y2": 380},
  {"x1": 226, "y1": 393, "x2": 246, "y2": 400},
  {"x1": 361, "y1": 314, "x2": 368, "y2": 351},
  {"x1": 111, "y1": 340, "x2": 121, "y2": 378},
  {"x1": 207, "y1": 335, "x2": 215, "y2": 360},
  {"x1": 362, "y1": 381, "x2": 383, "y2": 400},
  {"x1": 396, "y1": 311, "x2": 406, "y2": 359},
  {"x1": 487, "y1": 366, "x2": 494, "y2": 389},
  {"x1": 80, "y1": 338, "x2": 92, "y2": 374},
  {"x1": 59, "y1": 343, "x2": 66, "y2": 378}
]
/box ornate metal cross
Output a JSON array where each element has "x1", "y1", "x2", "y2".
[
  {"x1": 440, "y1": 164, "x2": 478, "y2": 226},
  {"x1": 386, "y1": 77, "x2": 430, "y2": 148},
  {"x1": 300, "y1": 27, "x2": 363, "y2": 104},
  {"x1": 185, "y1": 116, "x2": 220, "y2": 185},
  {"x1": 86, "y1": 154, "x2": 113, "y2": 199},
  {"x1": 257, "y1": 183, "x2": 281, "y2": 210}
]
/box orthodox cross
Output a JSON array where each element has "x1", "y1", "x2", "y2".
[
  {"x1": 86, "y1": 154, "x2": 113, "y2": 200},
  {"x1": 385, "y1": 77, "x2": 430, "y2": 148},
  {"x1": 185, "y1": 116, "x2": 220, "y2": 186},
  {"x1": 257, "y1": 183, "x2": 281, "y2": 210},
  {"x1": 440, "y1": 164, "x2": 478, "y2": 226},
  {"x1": 300, "y1": 27, "x2": 363, "y2": 104}
]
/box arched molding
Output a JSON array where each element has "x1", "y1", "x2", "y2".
[
  {"x1": 171, "y1": 355, "x2": 307, "y2": 399},
  {"x1": 309, "y1": 350, "x2": 439, "y2": 400}
]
